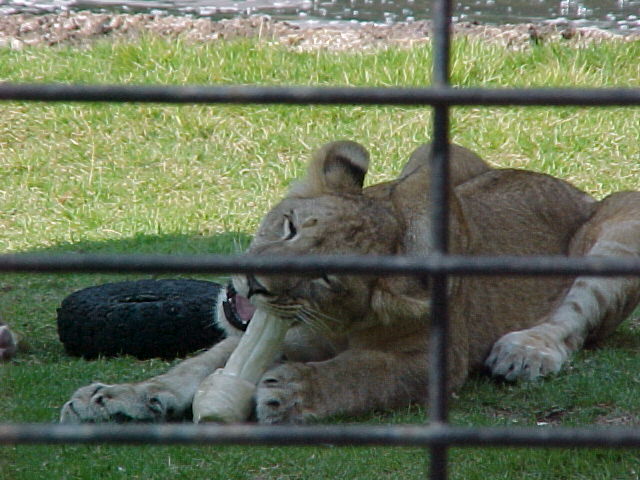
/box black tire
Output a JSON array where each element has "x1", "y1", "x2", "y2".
[{"x1": 57, "y1": 279, "x2": 225, "y2": 360}]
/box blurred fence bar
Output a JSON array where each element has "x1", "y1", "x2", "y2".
[
  {"x1": 3, "y1": 424, "x2": 640, "y2": 448},
  {"x1": 1, "y1": 253, "x2": 640, "y2": 276},
  {"x1": 1, "y1": 83, "x2": 639, "y2": 106}
]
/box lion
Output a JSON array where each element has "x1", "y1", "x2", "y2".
[{"x1": 60, "y1": 141, "x2": 640, "y2": 424}]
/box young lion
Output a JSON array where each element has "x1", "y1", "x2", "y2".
[{"x1": 60, "y1": 141, "x2": 640, "y2": 424}]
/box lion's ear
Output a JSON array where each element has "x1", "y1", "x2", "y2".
[{"x1": 291, "y1": 141, "x2": 370, "y2": 196}]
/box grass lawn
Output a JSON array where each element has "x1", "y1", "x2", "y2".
[{"x1": 1, "y1": 32, "x2": 640, "y2": 479}]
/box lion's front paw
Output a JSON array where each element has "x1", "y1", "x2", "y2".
[
  {"x1": 60, "y1": 382, "x2": 184, "y2": 423},
  {"x1": 485, "y1": 328, "x2": 570, "y2": 381},
  {"x1": 255, "y1": 364, "x2": 315, "y2": 424}
]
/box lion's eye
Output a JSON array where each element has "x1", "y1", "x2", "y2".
[{"x1": 282, "y1": 215, "x2": 297, "y2": 240}]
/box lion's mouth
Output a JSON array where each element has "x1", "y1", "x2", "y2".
[{"x1": 222, "y1": 284, "x2": 256, "y2": 332}]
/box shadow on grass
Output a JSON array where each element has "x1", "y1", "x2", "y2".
[
  {"x1": 586, "y1": 316, "x2": 640, "y2": 354},
  {"x1": 19, "y1": 230, "x2": 252, "y2": 256}
]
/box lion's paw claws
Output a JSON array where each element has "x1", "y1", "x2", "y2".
[
  {"x1": 486, "y1": 330, "x2": 569, "y2": 381},
  {"x1": 255, "y1": 364, "x2": 312, "y2": 424}
]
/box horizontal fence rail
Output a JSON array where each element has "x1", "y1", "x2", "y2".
[
  {"x1": 1, "y1": 83, "x2": 640, "y2": 106},
  {"x1": 2, "y1": 252, "x2": 640, "y2": 276},
  {"x1": 3, "y1": 424, "x2": 640, "y2": 448}
]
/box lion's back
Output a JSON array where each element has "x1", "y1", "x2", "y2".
[{"x1": 456, "y1": 168, "x2": 596, "y2": 256}]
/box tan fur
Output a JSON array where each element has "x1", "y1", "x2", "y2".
[{"x1": 61, "y1": 142, "x2": 640, "y2": 424}]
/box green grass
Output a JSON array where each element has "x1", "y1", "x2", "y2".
[{"x1": 1, "y1": 35, "x2": 640, "y2": 479}]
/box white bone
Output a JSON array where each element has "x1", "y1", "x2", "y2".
[{"x1": 192, "y1": 309, "x2": 290, "y2": 423}]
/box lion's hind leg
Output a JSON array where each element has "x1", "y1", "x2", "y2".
[{"x1": 486, "y1": 192, "x2": 640, "y2": 381}]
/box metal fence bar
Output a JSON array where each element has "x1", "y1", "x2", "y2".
[
  {"x1": 429, "y1": 0, "x2": 453, "y2": 477},
  {"x1": 3, "y1": 423, "x2": 640, "y2": 448},
  {"x1": 1, "y1": 83, "x2": 639, "y2": 106},
  {"x1": 3, "y1": 252, "x2": 640, "y2": 276}
]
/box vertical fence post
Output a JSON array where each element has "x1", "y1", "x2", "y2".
[{"x1": 429, "y1": 0, "x2": 452, "y2": 478}]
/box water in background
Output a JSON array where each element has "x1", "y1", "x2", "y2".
[{"x1": 1, "y1": 0, "x2": 638, "y2": 32}]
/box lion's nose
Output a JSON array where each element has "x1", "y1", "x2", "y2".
[{"x1": 246, "y1": 274, "x2": 271, "y2": 298}]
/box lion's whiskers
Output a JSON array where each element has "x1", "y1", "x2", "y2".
[
  {"x1": 261, "y1": 302, "x2": 342, "y2": 335},
  {"x1": 296, "y1": 307, "x2": 342, "y2": 335},
  {"x1": 261, "y1": 303, "x2": 301, "y2": 322}
]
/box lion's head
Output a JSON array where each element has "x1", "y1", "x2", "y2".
[{"x1": 231, "y1": 141, "x2": 422, "y2": 335}]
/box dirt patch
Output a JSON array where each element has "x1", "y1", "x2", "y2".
[{"x1": 1, "y1": 12, "x2": 637, "y2": 51}]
